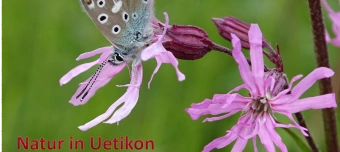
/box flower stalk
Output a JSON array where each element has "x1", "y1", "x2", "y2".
[
  {"x1": 307, "y1": 0, "x2": 339, "y2": 151},
  {"x1": 211, "y1": 42, "x2": 232, "y2": 56}
]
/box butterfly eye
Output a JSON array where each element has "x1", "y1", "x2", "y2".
[
  {"x1": 108, "y1": 52, "x2": 124, "y2": 65},
  {"x1": 98, "y1": 13, "x2": 108, "y2": 24},
  {"x1": 97, "y1": 0, "x2": 105, "y2": 8},
  {"x1": 112, "y1": 25, "x2": 121, "y2": 34},
  {"x1": 114, "y1": 53, "x2": 124, "y2": 62},
  {"x1": 142, "y1": 0, "x2": 148, "y2": 3},
  {"x1": 122, "y1": 12, "x2": 129, "y2": 22},
  {"x1": 132, "y1": 13, "x2": 138, "y2": 19}
]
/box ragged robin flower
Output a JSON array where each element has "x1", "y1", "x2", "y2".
[{"x1": 186, "y1": 24, "x2": 337, "y2": 152}]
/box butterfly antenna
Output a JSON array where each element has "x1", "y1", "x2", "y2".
[{"x1": 76, "y1": 56, "x2": 111, "y2": 101}]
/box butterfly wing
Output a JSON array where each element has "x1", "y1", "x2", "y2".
[{"x1": 79, "y1": 0, "x2": 154, "y2": 53}]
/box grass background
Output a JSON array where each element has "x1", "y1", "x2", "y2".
[{"x1": 3, "y1": 0, "x2": 340, "y2": 151}]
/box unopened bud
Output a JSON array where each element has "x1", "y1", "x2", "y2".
[
  {"x1": 212, "y1": 16, "x2": 265, "y2": 49},
  {"x1": 264, "y1": 69, "x2": 289, "y2": 97},
  {"x1": 163, "y1": 25, "x2": 214, "y2": 60}
]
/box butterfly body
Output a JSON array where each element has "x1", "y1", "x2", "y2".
[{"x1": 79, "y1": 0, "x2": 154, "y2": 64}]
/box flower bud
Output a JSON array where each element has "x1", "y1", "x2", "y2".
[
  {"x1": 212, "y1": 16, "x2": 266, "y2": 49},
  {"x1": 162, "y1": 25, "x2": 214, "y2": 60},
  {"x1": 264, "y1": 69, "x2": 289, "y2": 97}
]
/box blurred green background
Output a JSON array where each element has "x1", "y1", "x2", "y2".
[{"x1": 4, "y1": 0, "x2": 340, "y2": 151}]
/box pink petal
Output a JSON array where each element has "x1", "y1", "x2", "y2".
[
  {"x1": 60, "y1": 59, "x2": 99, "y2": 85},
  {"x1": 185, "y1": 108, "x2": 209, "y2": 120},
  {"x1": 147, "y1": 51, "x2": 185, "y2": 88},
  {"x1": 258, "y1": 126, "x2": 275, "y2": 152},
  {"x1": 211, "y1": 94, "x2": 235, "y2": 104},
  {"x1": 275, "y1": 122, "x2": 309, "y2": 138},
  {"x1": 227, "y1": 84, "x2": 247, "y2": 94},
  {"x1": 203, "y1": 111, "x2": 238, "y2": 122},
  {"x1": 275, "y1": 123, "x2": 303, "y2": 130},
  {"x1": 234, "y1": 113, "x2": 260, "y2": 140},
  {"x1": 329, "y1": 13, "x2": 340, "y2": 33},
  {"x1": 104, "y1": 64, "x2": 143, "y2": 124},
  {"x1": 60, "y1": 51, "x2": 112, "y2": 85},
  {"x1": 190, "y1": 98, "x2": 212, "y2": 108},
  {"x1": 69, "y1": 63, "x2": 126, "y2": 106},
  {"x1": 265, "y1": 116, "x2": 288, "y2": 152},
  {"x1": 327, "y1": 33, "x2": 340, "y2": 47},
  {"x1": 231, "y1": 138, "x2": 248, "y2": 152},
  {"x1": 76, "y1": 46, "x2": 113, "y2": 61},
  {"x1": 141, "y1": 40, "x2": 163, "y2": 61},
  {"x1": 231, "y1": 34, "x2": 258, "y2": 96},
  {"x1": 249, "y1": 24, "x2": 265, "y2": 96},
  {"x1": 211, "y1": 94, "x2": 230, "y2": 102},
  {"x1": 327, "y1": 34, "x2": 340, "y2": 47},
  {"x1": 203, "y1": 132, "x2": 238, "y2": 152},
  {"x1": 186, "y1": 99, "x2": 213, "y2": 120},
  {"x1": 271, "y1": 74, "x2": 303, "y2": 101},
  {"x1": 103, "y1": 91, "x2": 139, "y2": 124},
  {"x1": 264, "y1": 76, "x2": 275, "y2": 93},
  {"x1": 221, "y1": 94, "x2": 237, "y2": 107},
  {"x1": 322, "y1": 0, "x2": 340, "y2": 47},
  {"x1": 78, "y1": 92, "x2": 126, "y2": 131},
  {"x1": 141, "y1": 12, "x2": 185, "y2": 88},
  {"x1": 210, "y1": 94, "x2": 250, "y2": 114},
  {"x1": 274, "y1": 112, "x2": 309, "y2": 136},
  {"x1": 327, "y1": 12, "x2": 340, "y2": 47},
  {"x1": 290, "y1": 67, "x2": 334, "y2": 100},
  {"x1": 238, "y1": 119, "x2": 260, "y2": 140},
  {"x1": 253, "y1": 137, "x2": 258, "y2": 152},
  {"x1": 274, "y1": 93, "x2": 336, "y2": 113},
  {"x1": 326, "y1": 30, "x2": 332, "y2": 42},
  {"x1": 321, "y1": 0, "x2": 335, "y2": 14},
  {"x1": 141, "y1": 12, "x2": 169, "y2": 61},
  {"x1": 207, "y1": 102, "x2": 246, "y2": 116},
  {"x1": 160, "y1": 51, "x2": 185, "y2": 82},
  {"x1": 286, "y1": 75, "x2": 303, "y2": 91},
  {"x1": 186, "y1": 94, "x2": 250, "y2": 120},
  {"x1": 78, "y1": 64, "x2": 142, "y2": 131},
  {"x1": 146, "y1": 55, "x2": 162, "y2": 88}
]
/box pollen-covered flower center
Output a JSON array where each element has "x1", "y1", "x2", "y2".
[{"x1": 251, "y1": 97, "x2": 269, "y2": 113}]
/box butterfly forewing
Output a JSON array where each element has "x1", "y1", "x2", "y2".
[{"x1": 79, "y1": 0, "x2": 154, "y2": 53}]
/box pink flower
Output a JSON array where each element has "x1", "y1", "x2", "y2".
[
  {"x1": 60, "y1": 13, "x2": 185, "y2": 131},
  {"x1": 186, "y1": 24, "x2": 337, "y2": 152},
  {"x1": 322, "y1": 0, "x2": 340, "y2": 47}
]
